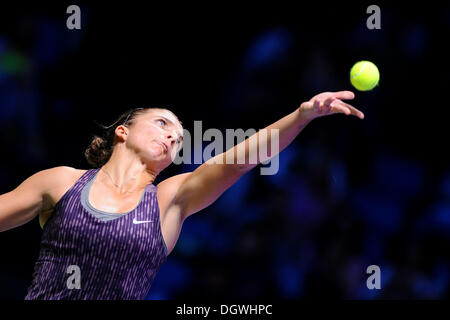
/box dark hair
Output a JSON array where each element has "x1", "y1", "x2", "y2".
[{"x1": 84, "y1": 107, "x2": 180, "y2": 168}]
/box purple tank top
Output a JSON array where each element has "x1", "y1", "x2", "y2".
[{"x1": 25, "y1": 169, "x2": 168, "y2": 300}]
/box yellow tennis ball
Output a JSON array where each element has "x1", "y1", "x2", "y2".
[{"x1": 350, "y1": 60, "x2": 380, "y2": 91}]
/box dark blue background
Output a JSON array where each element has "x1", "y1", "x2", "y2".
[{"x1": 0, "y1": 2, "x2": 449, "y2": 299}]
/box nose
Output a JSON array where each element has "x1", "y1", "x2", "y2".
[{"x1": 164, "y1": 131, "x2": 177, "y2": 146}]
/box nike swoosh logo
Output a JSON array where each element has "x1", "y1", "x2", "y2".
[{"x1": 132, "y1": 218, "x2": 154, "y2": 224}]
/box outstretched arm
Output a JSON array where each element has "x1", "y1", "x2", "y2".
[{"x1": 164, "y1": 91, "x2": 364, "y2": 220}]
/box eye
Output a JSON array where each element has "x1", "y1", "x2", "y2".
[{"x1": 157, "y1": 119, "x2": 166, "y2": 126}]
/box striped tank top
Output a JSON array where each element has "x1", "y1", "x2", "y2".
[{"x1": 25, "y1": 168, "x2": 168, "y2": 300}]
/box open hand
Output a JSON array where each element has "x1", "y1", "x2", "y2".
[{"x1": 299, "y1": 91, "x2": 364, "y2": 121}]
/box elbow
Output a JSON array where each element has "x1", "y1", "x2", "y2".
[
  {"x1": 0, "y1": 219, "x2": 10, "y2": 233},
  {"x1": 0, "y1": 215, "x2": 7, "y2": 232},
  {"x1": 0, "y1": 216, "x2": 13, "y2": 232}
]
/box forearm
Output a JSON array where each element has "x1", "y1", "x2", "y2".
[
  {"x1": 207, "y1": 106, "x2": 312, "y2": 171},
  {"x1": 180, "y1": 91, "x2": 362, "y2": 219}
]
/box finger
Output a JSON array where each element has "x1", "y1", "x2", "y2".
[
  {"x1": 321, "y1": 97, "x2": 335, "y2": 114},
  {"x1": 330, "y1": 103, "x2": 351, "y2": 115},
  {"x1": 326, "y1": 99, "x2": 335, "y2": 113},
  {"x1": 335, "y1": 101, "x2": 364, "y2": 119},
  {"x1": 331, "y1": 91, "x2": 355, "y2": 100},
  {"x1": 313, "y1": 99, "x2": 320, "y2": 113}
]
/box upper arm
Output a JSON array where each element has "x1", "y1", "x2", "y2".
[
  {"x1": 0, "y1": 166, "x2": 77, "y2": 232},
  {"x1": 158, "y1": 163, "x2": 247, "y2": 221}
]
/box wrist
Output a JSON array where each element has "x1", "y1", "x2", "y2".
[{"x1": 297, "y1": 104, "x2": 314, "y2": 126}]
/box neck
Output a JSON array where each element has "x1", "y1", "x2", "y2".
[{"x1": 100, "y1": 146, "x2": 158, "y2": 193}]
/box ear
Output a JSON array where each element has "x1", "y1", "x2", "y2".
[{"x1": 114, "y1": 125, "x2": 129, "y2": 142}]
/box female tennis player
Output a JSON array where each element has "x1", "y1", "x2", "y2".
[{"x1": 0, "y1": 90, "x2": 363, "y2": 299}]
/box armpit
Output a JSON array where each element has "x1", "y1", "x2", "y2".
[{"x1": 39, "y1": 208, "x2": 53, "y2": 229}]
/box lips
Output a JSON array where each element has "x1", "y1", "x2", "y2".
[{"x1": 156, "y1": 141, "x2": 168, "y2": 152}]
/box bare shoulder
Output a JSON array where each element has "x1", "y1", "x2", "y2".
[
  {"x1": 35, "y1": 166, "x2": 87, "y2": 188},
  {"x1": 156, "y1": 172, "x2": 192, "y2": 202},
  {"x1": 39, "y1": 166, "x2": 86, "y2": 178},
  {"x1": 37, "y1": 166, "x2": 87, "y2": 229},
  {"x1": 36, "y1": 166, "x2": 87, "y2": 206}
]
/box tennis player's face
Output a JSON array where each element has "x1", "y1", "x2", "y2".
[{"x1": 127, "y1": 109, "x2": 183, "y2": 169}]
